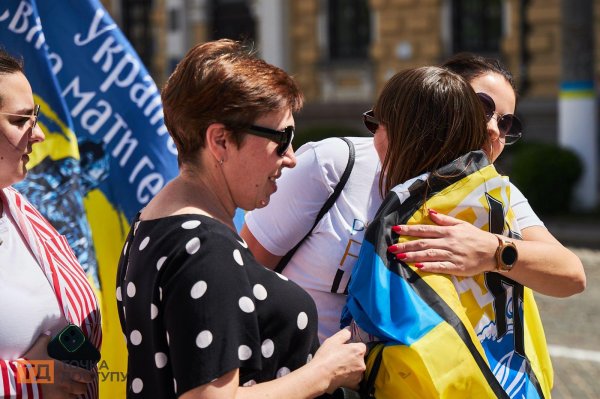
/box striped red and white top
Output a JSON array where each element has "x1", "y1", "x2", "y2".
[{"x1": 0, "y1": 187, "x2": 102, "y2": 399}]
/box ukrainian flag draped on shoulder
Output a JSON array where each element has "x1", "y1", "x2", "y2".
[
  {"x1": 344, "y1": 151, "x2": 552, "y2": 399},
  {"x1": 0, "y1": 2, "x2": 178, "y2": 397}
]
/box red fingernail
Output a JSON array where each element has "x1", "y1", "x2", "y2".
[
  {"x1": 392, "y1": 225, "x2": 402, "y2": 233},
  {"x1": 429, "y1": 209, "x2": 438, "y2": 215},
  {"x1": 415, "y1": 263, "x2": 424, "y2": 269},
  {"x1": 387, "y1": 244, "x2": 397, "y2": 252},
  {"x1": 396, "y1": 253, "x2": 407, "y2": 260}
]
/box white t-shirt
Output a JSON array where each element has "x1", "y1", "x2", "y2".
[
  {"x1": 0, "y1": 209, "x2": 66, "y2": 359},
  {"x1": 245, "y1": 137, "x2": 543, "y2": 342}
]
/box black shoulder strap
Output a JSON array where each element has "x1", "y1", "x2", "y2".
[
  {"x1": 361, "y1": 343, "x2": 385, "y2": 399},
  {"x1": 275, "y1": 137, "x2": 355, "y2": 273}
]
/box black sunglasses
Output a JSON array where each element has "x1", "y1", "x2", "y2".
[
  {"x1": 476, "y1": 92, "x2": 522, "y2": 145},
  {"x1": 246, "y1": 124, "x2": 295, "y2": 156},
  {"x1": 363, "y1": 110, "x2": 379, "y2": 135}
]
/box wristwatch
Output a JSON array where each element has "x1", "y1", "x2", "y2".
[{"x1": 494, "y1": 235, "x2": 518, "y2": 272}]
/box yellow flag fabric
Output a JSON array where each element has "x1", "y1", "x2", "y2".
[{"x1": 345, "y1": 151, "x2": 552, "y2": 398}]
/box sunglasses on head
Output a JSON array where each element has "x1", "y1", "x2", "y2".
[
  {"x1": 246, "y1": 124, "x2": 295, "y2": 156},
  {"x1": 363, "y1": 110, "x2": 379, "y2": 135},
  {"x1": 476, "y1": 92, "x2": 522, "y2": 145}
]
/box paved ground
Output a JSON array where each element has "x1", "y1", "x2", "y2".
[{"x1": 536, "y1": 247, "x2": 600, "y2": 398}]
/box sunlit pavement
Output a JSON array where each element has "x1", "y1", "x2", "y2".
[{"x1": 536, "y1": 247, "x2": 600, "y2": 399}]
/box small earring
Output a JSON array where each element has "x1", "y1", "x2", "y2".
[{"x1": 219, "y1": 159, "x2": 224, "y2": 166}]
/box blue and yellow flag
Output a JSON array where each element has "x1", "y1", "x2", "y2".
[
  {"x1": 0, "y1": 1, "x2": 178, "y2": 397},
  {"x1": 344, "y1": 151, "x2": 552, "y2": 399}
]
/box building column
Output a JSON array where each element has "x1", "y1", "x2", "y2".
[
  {"x1": 252, "y1": 0, "x2": 288, "y2": 70},
  {"x1": 187, "y1": 0, "x2": 210, "y2": 45},
  {"x1": 559, "y1": 0, "x2": 597, "y2": 210},
  {"x1": 165, "y1": 0, "x2": 188, "y2": 73}
]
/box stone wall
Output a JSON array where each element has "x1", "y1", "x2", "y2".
[
  {"x1": 526, "y1": 0, "x2": 561, "y2": 97},
  {"x1": 118, "y1": 0, "x2": 597, "y2": 143},
  {"x1": 290, "y1": 0, "x2": 320, "y2": 101}
]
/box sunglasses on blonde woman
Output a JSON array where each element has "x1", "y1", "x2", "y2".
[
  {"x1": 362, "y1": 110, "x2": 379, "y2": 135},
  {"x1": 0, "y1": 104, "x2": 40, "y2": 129},
  {"x1": 476, "y1": 93, "x2": 522, "y2": 145}
]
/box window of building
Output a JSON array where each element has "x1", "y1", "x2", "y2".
[
  {"x1": 120, "y1": 0, "x2": 154, "y2": 67},
  {"x1": 209, "y1": 0, "x2": 255, "y2": 43},
  {"x1": 169, "y1": 8, "x2": 179, "y2": 32},
  {"x1": 327, "y1": 0, "x2": 371, "y2": 61},
  {"x1": 451, "y1": 0, "x2": 502, "y2": 54}
]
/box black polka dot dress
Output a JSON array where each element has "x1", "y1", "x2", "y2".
[{"x1": 116, "y1": 214, "x2": 320, "y2": 398}]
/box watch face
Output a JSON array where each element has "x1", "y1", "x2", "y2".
[{"x1": 501, "y1": 245, "x2": 518, "y2": 265}]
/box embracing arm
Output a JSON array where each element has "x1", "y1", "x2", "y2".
[
  {"x1": 388, "y1": 211, "x2": 586, "y2": 297},
  {"x1": 240, "y1": 225, "x2": 282, "y2": 269},
  {"x1": 180, "y1": 329, "x2": 365, "y2": 399},
  {"x1": 241, "y1": 141, "x2": 340, "y2": 269},
  {"x1": 512, "y1": 225, "x2": 585, "y2": 296}
]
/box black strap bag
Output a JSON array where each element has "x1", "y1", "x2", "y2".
[{"x1": 275, "y1": 137, "x2": 355, "y2": 273}]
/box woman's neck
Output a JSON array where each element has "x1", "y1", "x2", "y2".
[
  {"x1": 142, "y1": 164, "x2": 236, "y2": 231},
  {"x1": 180, "y1": 173, "x2": 235, "y2": 224},
  {"x1": 140, "y1": 151, "x2": 239, "y2": 230}
]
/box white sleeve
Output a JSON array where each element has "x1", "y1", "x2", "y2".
[
  {"x1": 510, "y1": 182, "x2": 545, "y2": 229},
  {"x1": 244, "y1": 141, "x2": 340, "y2": 256}
]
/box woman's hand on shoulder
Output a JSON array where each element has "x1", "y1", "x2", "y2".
[
  {"x1": 311, "y1": 328, "x2": 366, "y2": 393},
  {"x1": 387, "y1": 210, "x2": 497, "y2": 276},
  {"x1": 387, "y1": 210, "x2": 586, "y2": 297}
]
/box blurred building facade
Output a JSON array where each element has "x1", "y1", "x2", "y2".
[
  {"x1": 102, "y1": 0, "x2": 599, "y2": 133},
  {"x1": 102, "y1": 0, "x2": 599, "y2": 202}
]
